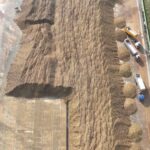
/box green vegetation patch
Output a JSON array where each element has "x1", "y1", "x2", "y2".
[{"x1": 143, "y1": 0, "x2": 150, "y2": 36}]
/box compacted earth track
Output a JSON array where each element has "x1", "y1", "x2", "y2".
[{"x1": 115, "y1": 0, "x2": 150, "y2": 149}]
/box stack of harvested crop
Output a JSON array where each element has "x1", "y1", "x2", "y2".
[
  {"x1": 114, "y1": 17, "x2": 126, "y2": 28},
  {"x1": 124, "y1": 98, "x2": 137, "y2": 115},
  {"x1": 128, "y1": 123, "x2": 143, "y2": 142},
  {"x1": 120, "y1": 63, "x2": 132, "y2": 77},
  {"x1": 116, "y1": 29, "x2": 127, "y2": 42},
  {"x1": 130, "y1": 143, "x2": 142, "y2": 150},
  {"x1": 123, "y1": 83, "x2": 136, "y2": 98},
  {"x1": 118, "y1": 44, "x2": 130, "y2": 61}
]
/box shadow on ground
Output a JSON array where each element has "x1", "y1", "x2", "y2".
[
  {"x1": 6, "y1": 83, "x2": 73, "y2": 99},
  {"x1": 140, "y1": 90, "x2": 150, "y2": 107}
]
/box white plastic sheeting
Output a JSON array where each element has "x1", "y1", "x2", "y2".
[{"x1": 0, "y1": 0, "x2": 22, "y2": 95}]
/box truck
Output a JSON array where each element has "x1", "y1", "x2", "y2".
[
  {"x1": 135, "y1": 74, "x2": 146, "y2": 101},
  {"x1": 124, "y1": 39, "x2": 141, "y2": 62},
  {"x1": 122, "y1": 26, "x2": 144, "y2": 50},
  {"x1": 135, "y1": 74, "x2": 146, "y2": 92},
  {"x1": 130, "y1": 37, "x2": 143, "y2": 50},
  {"x1": 134, "y1": 41, "x2": 142, "y2": 49},
  {"x1": 121, "y1": 26, "x2": 138, "y2": 39}
]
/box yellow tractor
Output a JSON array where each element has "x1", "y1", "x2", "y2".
[{"x1": 121, "y1": 26, "x2": 139, "y2": 39}]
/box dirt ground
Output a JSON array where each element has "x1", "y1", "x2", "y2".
[
  {"x1": 0, "y1": 97, "x2": 66, "y2": 150},
  {"x1": 115, "y1": 0, "x2": 150, "y2": 149}
]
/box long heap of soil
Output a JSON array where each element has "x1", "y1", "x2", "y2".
[{"x1": 5, "y1": 0, "x2": 131, "y2": 149}]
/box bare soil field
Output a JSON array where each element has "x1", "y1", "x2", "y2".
[{"x1": 0, "y1": 97, "x2": 66, "y2": 149}]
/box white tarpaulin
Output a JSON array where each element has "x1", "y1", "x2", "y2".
[{"x1": 0, "y1": 0, "x2": 22, "y2": 95}]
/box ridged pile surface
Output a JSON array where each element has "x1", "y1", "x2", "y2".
[{"x1": 4, "y1": 0, "x2": 131, "y2": 149}]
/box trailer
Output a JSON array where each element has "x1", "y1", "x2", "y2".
[
  {"x1": 124, "y1": 39, "x2": 138, "y2": 55},
  {"x1": 135, "y1": 74, "x2": 146, "y2": 92},
  {"x1": 124, "y1": 39, "x2": 141, "y2": 61}
]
